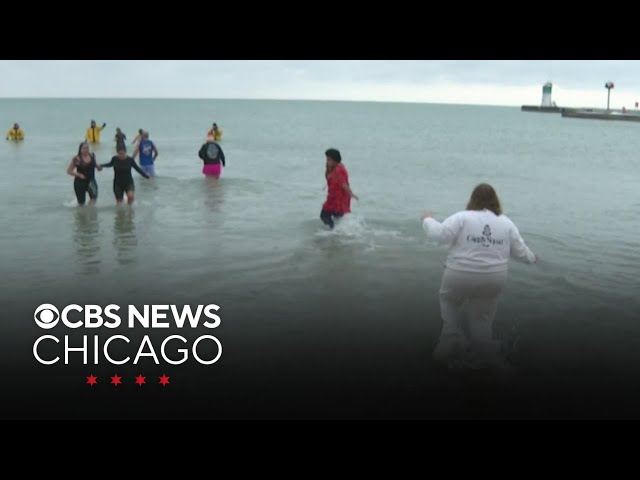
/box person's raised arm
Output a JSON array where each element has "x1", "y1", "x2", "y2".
[{"x1": 422, "y1": 211, "x2": 464, "y2": 246}]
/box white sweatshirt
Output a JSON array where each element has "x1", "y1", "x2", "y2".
[{"x1": 422, "y1": 209, "x2": 536, "y2": 273}]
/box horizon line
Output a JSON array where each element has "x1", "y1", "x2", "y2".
[{"x1": 0, "y1": 96, "x2": 521, "y2": 108}]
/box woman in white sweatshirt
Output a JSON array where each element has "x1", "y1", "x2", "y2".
[{"x1": 421, "y1": 183, "x2": 537, "y2": 370}]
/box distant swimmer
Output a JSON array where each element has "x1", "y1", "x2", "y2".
[
  {"x1": 320, "y1": 148, "x2": 358, "y2": 229},
  {"x1": 198, "y1": 135, "x2": 226, "y2": 178},
  {"x1": 132, "y1": 131, "x2": 158, "y2": 177},
  {"x1": 6, "y1": 123, "x2": 24, "y2": 141},
  {"x1": 207, "y1": 123, "x2": 223, "y2": 141},
  {"x1": 101, "y1": 147, "x2": 150, "y2": 205},
  {"x1": 67, "y1": 141, "x2": 103, "y2": 206},
  {"x1": 85, "y1": 120, "x2": 107, "y2": 144},
  {"x1": 132, "y1": 128, "x2": 144, "y2": 145},
  {"x1": 114, "y1": 128, "x2": 127, "y2": 152}
]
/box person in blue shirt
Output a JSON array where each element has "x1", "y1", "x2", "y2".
[{"x1": 131, "y1": 131, "x2": 159, "y2": 177}]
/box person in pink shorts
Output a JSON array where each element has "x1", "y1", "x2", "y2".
[{"x1": 198, "y1": 135, "x2": 226, "y2": 178}]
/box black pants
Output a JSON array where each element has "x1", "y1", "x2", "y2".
[
  {"x1": 74, "y1": 178, "x2": 98, "y2": 205},
  {"x1": 320, "y1": 209, "x2": 344, "y2": 229}
]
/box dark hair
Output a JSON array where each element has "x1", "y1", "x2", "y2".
[
  {"x1": 466, "y1": 183, "x2": 502, "y2": 216},
  {"x1": 325, "y1": 148, "x2": 341, "y2": 163},
  {"x1": 77, "y1": 141, "x2": 89, "y2": 156}
]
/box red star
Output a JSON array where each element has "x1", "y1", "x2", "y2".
[
  {"x1": 159, "y1": 374, "x2": 170, "y2": 386},
  {"x1": 134, "y1": 374, "x2": 146, "y2": 386},
  {"x1": 110, "y1": 374, "x2": 122, "y2": 386},
  {"x1": 86, "y1": 374, "x2": 98, "y2": 386}
]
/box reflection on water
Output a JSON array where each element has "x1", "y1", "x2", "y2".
[
  {"x1": 201, "y1": 177, "x2": 225, "y2": 214},
  {"x1": 73, "y1": 206, "x2": 101, "y2": 275},
  {"x1": 113, "y1": 206, "x2": 137, "y2": 266}
]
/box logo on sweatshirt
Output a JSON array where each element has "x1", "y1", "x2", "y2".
[{"x1": 466, "y1": 224, "x2": 504, "y2": 247}]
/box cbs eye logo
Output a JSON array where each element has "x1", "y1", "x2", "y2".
[{"x1": 34, "y1": 304, "x2": 60, "y2": 329}]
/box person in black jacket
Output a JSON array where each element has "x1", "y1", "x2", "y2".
[{"x1": 198, "y1": 135, "x2": 226, "y2": 178}]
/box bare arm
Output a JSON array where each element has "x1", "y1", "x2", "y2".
[
  {"x1": 93, "y1": 154, "x2": 103, "y2": 171},
  {"x1": 67, "y1": 158, "x2": 85, "y2": 179},
  {"x1": 131, "y1": 145, "x2": 140, "y2": 159},
  {"x1": 342, "y1": 182, "x2": 358, "y2": 200},
  {"x1": 153, "y1": 143, "x2": 159, "y2": 160}
]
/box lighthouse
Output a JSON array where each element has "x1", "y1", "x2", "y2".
[
  {"x1": 541, "y1": 82, "x2": 553, "y2": 107},
  {"x1": 521, "y1": 81, "x2": 560, "y2": 113}
]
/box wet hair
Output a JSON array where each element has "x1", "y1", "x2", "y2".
[
  {"x1": 466, "y1": 183, "x2": 502, "y2": 216},
  {"x1": 325, "y1": 148, "x2": 341, "y2": 163},
  {"x1": 77, "y1": 141, "x2": 89, "y2": 156}
]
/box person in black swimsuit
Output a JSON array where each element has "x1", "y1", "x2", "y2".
[
  {"x1": 101, "y1": 147, "x2": 150, "y2": 204},
  {"x1": 67, "y1": 141, "x2": 103, "y2": 206}
]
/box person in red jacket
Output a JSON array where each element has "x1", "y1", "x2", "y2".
[{"x1": 320, "y1": 148, "x2": 358, "y2": 229}]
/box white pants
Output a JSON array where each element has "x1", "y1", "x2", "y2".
[{"x1": 433, "y1": 268, "x2": 508, "y2": 369}]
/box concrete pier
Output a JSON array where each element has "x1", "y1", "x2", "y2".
[
  {"x1": 521, "y1": 105, "x2": 562, "y2": 113},
  {"x1": 561, "y1": 108, "x2": 640, "y2": 122}
]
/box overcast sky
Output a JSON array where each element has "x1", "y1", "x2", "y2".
[{"x1": 1, "y1": 60, "x2": 639, "y2": 108}]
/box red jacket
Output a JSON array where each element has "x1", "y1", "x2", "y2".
[{"x1": 323, "y1": 164, "x2": 351, "y2": 213}]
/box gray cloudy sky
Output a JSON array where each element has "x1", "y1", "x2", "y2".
[{"x1": 1, "y1": 60, "x2": 639, "y2": 107}]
